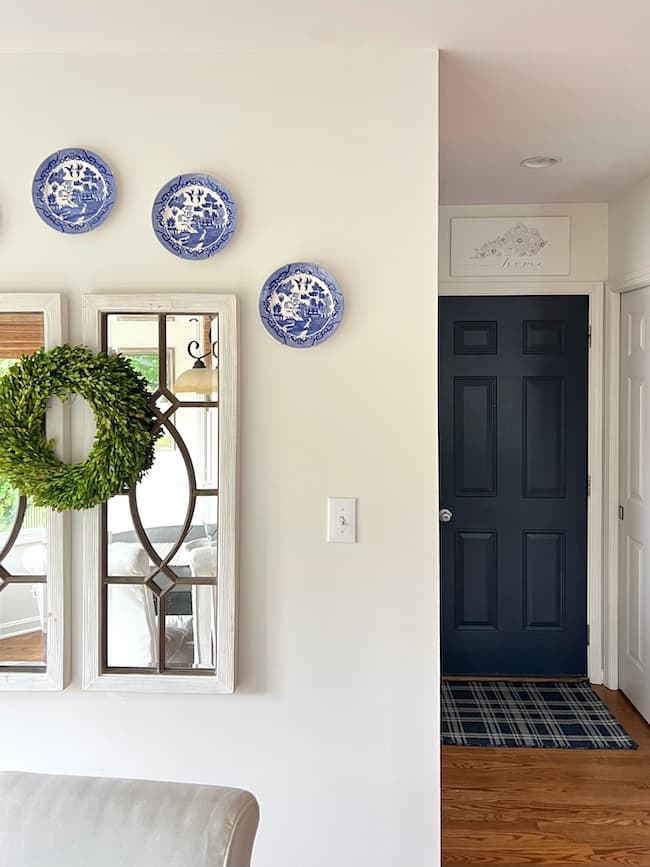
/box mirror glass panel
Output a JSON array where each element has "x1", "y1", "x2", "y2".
[
  {"x1": 0, "y1": 312, "x2": 47, "y2": 672},
  {"x1": 0, "y1": 582, "x2": 47, "y2": 667},
  {"x1": 134, "y1": 441, "x2": 192, "y2": 563},
  {"x1": 106, "y1": 584, "x2": 157, "y2": 670},
  {"x1": 102, "y1": 313, "x2": 219, "y2": 674},
  {"x1": 165, "y1": 585, "x2": 217, "y2": 670}
]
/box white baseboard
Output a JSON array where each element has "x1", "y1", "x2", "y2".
[{"x1": 0, "y1": 617, "x2": 41, "y2": 640}]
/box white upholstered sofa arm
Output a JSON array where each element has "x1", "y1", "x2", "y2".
[{"x1": 0, "y1": 771, "x2": 259, "y2": 867}]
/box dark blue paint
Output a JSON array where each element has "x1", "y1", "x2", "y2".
[{"x1": 439, "y1": 296, "x2": 588, "y2": 676}]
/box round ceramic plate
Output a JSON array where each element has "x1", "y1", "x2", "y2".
[
  {"x1": 152, "y1": 174, "x2": 237, "y2": 259},
  {"x1": 259, "y1": 262, "x2": 344, "y2": 348},
  {"x1": 32, "y1": 147, "x2": 116, "y2": 233}
]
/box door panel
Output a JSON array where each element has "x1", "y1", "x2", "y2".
[
  {"x1": 523, "y1": 531, "x2": 565, "y2": 629},
  {"x1": 523, "y1": 376, "x2": 566, "y2": 497},
  {"x1": 454, "y1": 378, "x2": 497, "y2": 496},
  {"x1": 619, "y1": 288, "x2": 650, "y2": 723},
  {"x1": 439, "y1": 295, "x2": 588, "y2": 677},
  {"x1": 454, "y1": 531, "x2": 497, "y2": 629}
]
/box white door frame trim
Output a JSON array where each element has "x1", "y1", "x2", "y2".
[
  {"x1": 603, "y1": 275, "x2": 650, "y2": 693},
  {"x1": 603, "y1": 285, "x2": 620, "y2": 690},
  {"x1": 439, "y1": 281, "x2": 606, "y2": 685}
]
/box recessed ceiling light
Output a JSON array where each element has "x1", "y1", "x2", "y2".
[{"x1": 520, "y1": 156, "x2": 561, "y2": 169}]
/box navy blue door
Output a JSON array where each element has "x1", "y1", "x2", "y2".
[{"x1": 439, "y1": 296, "x2": 588, "y2": 676}]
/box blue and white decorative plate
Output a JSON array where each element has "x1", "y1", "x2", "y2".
[
  {"x1": 152, "y1": 174, "x2": 237, "y2": 259},
  {"x1": 32, "y1": 148, "x2": 116, "y2": 233},
  {"x1": 259, "y1": 262, "x2": 344, "y2": 348}
]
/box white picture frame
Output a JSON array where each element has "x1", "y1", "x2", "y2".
[{"x1": 450, "y1": 216, "x2": 570, "y2": 277}]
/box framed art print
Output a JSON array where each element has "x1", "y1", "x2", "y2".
[{"x1": 450, "y1": 216, "x2": 570, "y2": 277}]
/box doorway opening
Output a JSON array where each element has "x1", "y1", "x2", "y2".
[
  {"x1": 439, "y1": 289, "x2": 650, "y2": 867},
  {"x1": 439, "y1": 294, "x2": 589, "y2": 678}
]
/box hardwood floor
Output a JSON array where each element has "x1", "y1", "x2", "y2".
[
  {"x1": 0, "y1": 630, "x2": 45, "y2": 664},
  {"x1": 442, "y1": 686, "x2": 650, "y2": 865}
]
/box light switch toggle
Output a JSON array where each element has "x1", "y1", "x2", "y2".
[{"x1": 327, "y1": 497, "x2": 357, "y2": 544}]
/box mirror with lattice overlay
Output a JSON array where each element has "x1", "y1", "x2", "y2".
[
  {"x1": 82, "y1": 296, "x2": 237, "y2": 693},
  {"x1": 0, "y1": 295, "x2": 67, "y2": 691}
]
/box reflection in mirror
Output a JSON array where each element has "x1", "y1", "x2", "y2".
[
  {"x1": 0, "y1": 583, "x2": 47, "y2": 666},
  {"x1": 134, "y1": 438, "x2": 192, "y2": 563},
  {"x1": 0, "y1": 312, "x2": 47, "y2": 674},
  {"x1": 102, "y1": 312, "x2": 219, "y2": 675},
  {"x1": 165, "y1": 585, "x2": 217, "y2": 670},
  {"x1": 5, "y1": 500, "x2": 48, "y2": 575},
  {"x1": 106, "y1": 584, "x2": 157, "y2": 670},
  {"x1": 0, "y1": 486, "x2": 21, "y2": 549},
  {"x1": 106, "y1": 315, "x2": 161, "y2": 386},
  {"x1": 186, "y1": 538, "x2": 217, "y2": 578},
  {"x1": 108, "y1": 493, "x2": 218, "y2": 581},
  {"x1": 172, "y1": 407, "x2": 219, "y2": 489},
  {"x1": 169, "y1": 314, "x2": 218, "y2": 400},
  {"x1": 164, "y1": 607, "x2": 195, "y2": 670}
]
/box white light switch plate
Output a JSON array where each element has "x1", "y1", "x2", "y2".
[{"x1": 327, "y1": 497, "x2": 357, "y2": 543}]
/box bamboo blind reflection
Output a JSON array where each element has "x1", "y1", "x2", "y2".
[{"x1": 0, "y1": 313, "x2": 44, "y2": 357}]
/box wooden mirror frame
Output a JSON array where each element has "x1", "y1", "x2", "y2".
[
  {"x1": 81, "y1": 295, "x2": 238, "y2": 694},
  {"x1": 0, "y1": 294, "x2": 69, "y2": 692}
]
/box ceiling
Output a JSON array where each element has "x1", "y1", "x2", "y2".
[
  {"x1": 3, "y1": 0, "x2": 650, "y2": 204},
  {"x1": 440, "y1": 50, "x2": 650, "y2": 205}
]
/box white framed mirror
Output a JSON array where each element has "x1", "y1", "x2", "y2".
[
  {"x1": 0, "y1": 294, "x2": 68, "y2": 691},
  {"x1": 81, "y1": 295, "x2": 237, "y2": 693}
]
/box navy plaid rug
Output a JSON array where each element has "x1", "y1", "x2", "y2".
[{"x1": 441, "y1": 680, "x2": 638, "y2": 749}]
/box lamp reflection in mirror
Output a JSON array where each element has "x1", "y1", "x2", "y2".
[{"x1": 174, "y1": 338, "x2": 219, "y2": 395}]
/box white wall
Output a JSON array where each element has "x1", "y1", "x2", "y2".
[
  {"x1": 0, "y1": 51, "x2": 439, "y2": 867},
  {"x1": 440, "y1": 203, "x2": 608, "y2": 283},
  {"x1": 609, "y1": 173, "x2": 650, "y2": 286},
  {"x1": 606, "y1": 173, "x2": 650, "y2": 695}
]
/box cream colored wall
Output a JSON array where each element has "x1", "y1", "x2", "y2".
[
  {"x1": 440, "y1": 203, "x2": 608, "y2": 283},
  {"x1": 0, "y1": 50, "x2": 439, "y2": 867},
  {"x1": 606, "y1": 173, "x2": 650, "y2": 696},
  {"x1": 609, "y1": 174, "x2": 650, "y2": 285}
]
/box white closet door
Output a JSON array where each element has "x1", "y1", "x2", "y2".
[{"x1": 619, "y1": 287, "x2": 650, "y2": 722}]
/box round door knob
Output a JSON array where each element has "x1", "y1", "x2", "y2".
[{"x1": 439, "y1": 508, "x2": 453, "y2": 523}]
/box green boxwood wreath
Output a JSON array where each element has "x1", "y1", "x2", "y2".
[{"x1": 0, "y1": 345, "x2": 159, "y2": 511}]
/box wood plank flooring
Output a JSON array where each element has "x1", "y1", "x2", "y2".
[
  {"x1": 0, "y1": 630, "x2": 45, "y2": 663},
  {"x1": 442, "y1": 686, "x2": 650, "y2": 865}
]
